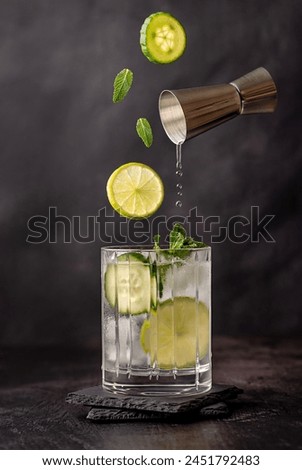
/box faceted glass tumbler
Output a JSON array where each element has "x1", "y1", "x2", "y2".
[{"x1": 101, "y1": 246, "x2": 212, "y2": 396}]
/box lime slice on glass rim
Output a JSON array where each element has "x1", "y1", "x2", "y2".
[
  {"x1": 140, "y1": 12, "x2": 187, "y2": 64},
  {"x1": 106, "y1": 162, "x2": 164, "y2": 219},
  {"x1": 140, "y1": 297, "x2": 209, "y2": 369}
]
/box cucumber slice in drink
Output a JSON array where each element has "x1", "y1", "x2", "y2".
[
  {"x1": 140, "y1": 12, "x2": 186, "y2": 64},
  {"x1": 104, "y1": 253, "x2": 157, "y2": 315},
  {"x1": 104, "y1": 264, "x2": 116, "y2": 308}
]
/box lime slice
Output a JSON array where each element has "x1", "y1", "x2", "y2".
[
  {"x1": 140, "y1": 12, "x2": 187, "y2": 64},
  {"x1": 140, "y1": 297, "x2": 209, "y2": 369},
  {"x1": 106, "y1": 162, "x2": 164, "y2": 219}
]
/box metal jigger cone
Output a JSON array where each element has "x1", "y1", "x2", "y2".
[{"x1": 158, "y1": 67, "x2": 278, "y2": 144}]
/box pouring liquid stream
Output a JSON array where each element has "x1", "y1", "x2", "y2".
[{"x1": 175, "y1": 143, "x2": 183, "y2": 208}]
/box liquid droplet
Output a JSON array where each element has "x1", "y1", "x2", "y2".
[
  {"x1": 177, "y1": 191, "x2": 182, "y2": 196},
  {"x1": 176, "y1": 183, "x2": 183, "y2": 189},
  {"x1": 175, "y1": 200, "x2": 182, "y2": 207},
  {"x1": 176, "y1": 170, "x2": 183, "y2": 177}
]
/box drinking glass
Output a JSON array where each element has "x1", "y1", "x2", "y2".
[{"x1": 101, "y1": 246, "x2": 211, "y2": 396}]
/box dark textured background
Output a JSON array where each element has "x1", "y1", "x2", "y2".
[{"x1": 0, "y1": 0, "x2": 301, "y2": 346}]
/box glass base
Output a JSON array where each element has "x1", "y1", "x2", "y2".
[{"x1": 102, "y1": 366, "x2": 212, "y2": 397}]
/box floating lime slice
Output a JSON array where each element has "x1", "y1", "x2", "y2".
[{"x1": 106, "y1": 162, "x2": 164, "y2": 219}]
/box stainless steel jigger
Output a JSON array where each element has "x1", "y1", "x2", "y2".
[{"x1": 158, "y1": 67, "x2": 277, "y2": 144}]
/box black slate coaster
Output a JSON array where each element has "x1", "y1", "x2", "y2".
[
  {"x1": 86, "y1": 401, "x2": 230, "y2": 423},
  {"x1": 66, "y1": 384, "x2": 243, "y2": 415}
]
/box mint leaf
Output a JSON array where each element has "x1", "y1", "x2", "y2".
[
  {"x1": 113, "y1": 68, "x2": 133, "y2": 103},
  {"x1": 183, "y1": 237, "x2": 207, "y2": 249},
  {"x1": 136, "y1": 118, "x2": 153, "y2": 148},
  {"x1": 154, "y1": 223, "x2": 207, "y2": 256},
  {"x1": 169, "y1": 230, "x2": 185, "y2": 252},
  {"x1": 170, "y1": 223, "x2": 186, "y2": 238},
  {"x1": 168, "y1": 223, "x2": 187, "y2": 255}
]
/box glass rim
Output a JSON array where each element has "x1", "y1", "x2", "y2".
[{"x1": 101, "y1": 245, "x2": 211, "y2": 253}]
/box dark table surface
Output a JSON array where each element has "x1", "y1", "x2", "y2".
[{"x1": 0, "y1": 336, "x2": 301, "y2": 450}]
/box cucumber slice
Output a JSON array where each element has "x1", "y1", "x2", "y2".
[
  {"x1": 104, "y1": 253, "x2": 157, "y2": 315},
  {"x1": 140, "y1": 12, "x2": 186, "y2": 64},
  {"x1": 104, "y1": 264, "x2": 116, "y2": 308}
]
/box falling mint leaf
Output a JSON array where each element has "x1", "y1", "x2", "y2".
[
  {"x1": 136, "y1": 118, "x2": 153, "y2": 148},
  {"x1": 113, "y1": 68, "x2": 133, "y2": 103}
]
